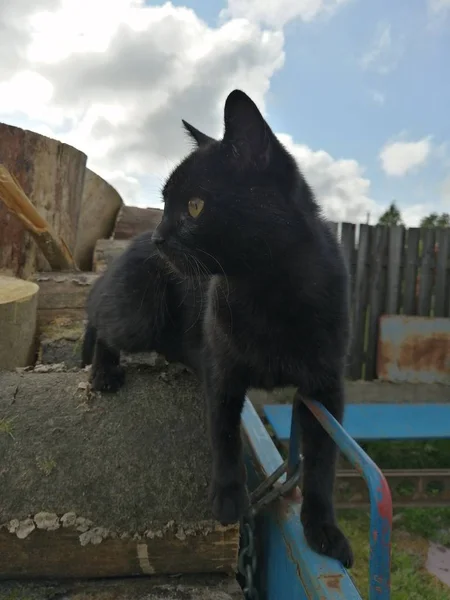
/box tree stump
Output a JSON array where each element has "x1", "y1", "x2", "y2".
[
  {"x1": 0, "y1": 275, "x2": 39, "y2": 369},
  {"x1": 0, "y1": 123, "x2": 87, "y2": 277},
  {"x1": 74, "y1": 169, "x2": 124, "y2": 271},
  {"x1": 0, "y1": 365, "x2": 239, "y2": 579},
  {"x1": 113, "y1": 206, "x2": 162, "y2": 240}
]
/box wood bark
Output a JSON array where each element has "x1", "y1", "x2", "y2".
[
  {"x1": 0, "y1": 122, "x2": 86, "y2": 277},
  {"x1": 93, "y1": 239, "x2": 130, "y2": 273},
  {"x1": 0, "y1": 575, "x2": 244, "y2": 599},
  {"x1": 113, "y1": 205, "x2": 162, "y2": 240},
  {"x1": 0, "y1": 365, "x2": 239, "y2": 579},
  {"x1": 0, "y1": 275, "x2": 39, "y2": 369},
  {"x1": 74, "y1": 169, "x2": 124, "y2": 271},
  {"x1": 0, "y1": 165, "x2": 77, "y2": 271}
]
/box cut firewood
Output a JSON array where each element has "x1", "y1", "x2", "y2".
[
  {"x1": 0, "y1": 365, "x2": 239, "y2": 579},
  {"x1": 0, "y1": 123, "x2": 86, "y2": 277},
  {"x1": 0, "y1": 165, "x2": 77, "y2": 272},
  {"x1": 31, "y1": 271, "x2": 98, "y2": 326},
  {"x1": 93, "y1": 239, "x2": 130, "y2": 273},
  {"x1": 0, "y1": 576, "x2": 244, "y2": 599},
  {"x1": 113, "y1": 205, "x2": 163, "y2": 240},
  {"x1": 0, "y1": 275, "x2": 39, "y2": 369},
  {"x1": 74, "y1": 169, "x2": 124, "y2": 271}
]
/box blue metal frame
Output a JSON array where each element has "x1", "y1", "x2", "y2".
[
  {"x1": 264, "y1": 403, "x2": 450, "y2": 441},
  {"x1": 242, "y1": 397, "x2": 392, "y2": 600}
]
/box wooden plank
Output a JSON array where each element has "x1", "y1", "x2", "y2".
[
  {"x1": 348, "y1": 224, "x2": 370, "y2": 380},
  {"x1": 328, "y1": 221, "x2": 338, "y2": 238},
  {"x1": 417, "y1": 227, "x2": 436, "y2": 316},
  {"x1": 340, "y1": 223, "x2": 356, "y2": 378},
  {"x1": 434, "y1": 228, "x2": 450, "y2": 317},
  {"x1": 0, "y1": 577, "x2": 244, "y2": 600},
  {"x1": 263, "y1": 403, "x2": 450, "y2": 442},
  {"x1": 386, "y1": 225, "x2": 404, "y2": 314},
  {"x1": 403, "y1": 228, "x2": 420, "y2": 315},
  {"x1": 366, "y1": 225, "x2": 388, "y2": 380}
]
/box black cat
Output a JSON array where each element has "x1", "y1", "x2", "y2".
[{"x1": 82, "y1": 89, "x2": 353, "y2": 568}]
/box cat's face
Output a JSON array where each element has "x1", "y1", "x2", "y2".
[{"x1": 153, "y1": 90, "x2": 308, "y2": 277}]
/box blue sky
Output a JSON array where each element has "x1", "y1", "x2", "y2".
[
  {"x1": 0, "y1": 0, "x2": 448, "y2": 224},
  {"x1": 170, "y1": 0, "x2": 450, "y2": 221}
]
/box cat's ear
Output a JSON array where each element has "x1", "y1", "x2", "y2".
[
  {"x1": 223, "y1": 89, "x2": 272, "y2": 168},
  {"x1": 182, "y1": 120, "x2": 215, "y2": 147}
]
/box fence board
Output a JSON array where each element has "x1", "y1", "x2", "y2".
[
  {"x1": 326, "y1": 222, "x2": 448, "y2": 380},
  {"x1": 365, "y1": 226, "x2": 389, "y2": 380},
  {"x1": 386, "y1": 226, "x2": 404, "y2": 314},
  {"x1": 340, "y1": 223, "x2": 356, "y2": 377},
  {"x1": 403, "y1": 228, "x2": 420, "y2": 316},
  {"x1": 435, "y1": 228, "x2": 450, "y2": 317},
  {"x1": 417, "y1": 228, "x2": 436, "y2": 316},
  {"x1": 348, "y1": 224, "x2": 370, "y2": 380}
]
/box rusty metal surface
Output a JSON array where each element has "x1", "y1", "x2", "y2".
[
  {"x1": 377, "y1": 315, "x2": 450, "y2": 384},
  {"x1": 336, "y1": 469, "x2": 450, "y2": 508}
]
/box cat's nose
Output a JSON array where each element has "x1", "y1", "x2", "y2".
[{"x1": 152, "y1": 229, "x2": 165, "y2": 245}]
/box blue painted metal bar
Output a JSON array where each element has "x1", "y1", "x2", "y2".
[
  {"x1": 302, "y1": 398, "x2": 392, "y2": 600},
  {"x1": 242, "y1": 399, "x2": 362, "y2": 600},
  {"x1": 264, "y1": 403, "x2": 450, "y2": 442}
]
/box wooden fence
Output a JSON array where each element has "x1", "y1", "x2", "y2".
[{"x1": 329, "y1": 223, "x2": 450, "y2": 381}]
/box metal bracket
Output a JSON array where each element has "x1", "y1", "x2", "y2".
[{"x1": 248, "y1": 458, "x2": 303, "y2": 518}]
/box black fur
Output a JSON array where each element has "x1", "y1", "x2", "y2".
[{"x1": 83, "y1": 89, "x2": 353, "y2": 567}]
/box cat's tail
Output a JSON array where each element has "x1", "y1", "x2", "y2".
[{"x1": 81, "y1": 322, "x2": 97, "y2": 367}]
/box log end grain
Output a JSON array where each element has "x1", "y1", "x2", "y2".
[
  {"x1": 0, "y1": 365, "x2": 240, "y2": 577},
  {"x1": 74, "y1": 169, "x2": 124, "y2": 271},
  {"x1": 0, "y1": 275, "x2": 39, "y2": 369}
]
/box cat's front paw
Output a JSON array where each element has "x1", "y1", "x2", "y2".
[
  {"x1": 90, "y1": 365, "x2": 126, "y2": 393},
  {"x1": 210, "y1": 480, "x2": 249, "y2": 525},
  {"x1": 301, "y1": 505, "x2": 354, "y2": 568}
]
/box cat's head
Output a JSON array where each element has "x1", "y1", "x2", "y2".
[{"x1": 153, "y1": 89, "x2": 317, "y2": 276}]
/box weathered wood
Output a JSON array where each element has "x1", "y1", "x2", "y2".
[
  {"x1": 0, "y1": 165, "x2": 77, "y2": 271},
  {"x1": 74, "y1": 169, "x2": 124, "y2": 271},
  {"x1": 417, "y1": 228, "x2": 435, "y2": 316},
  {"x1": 0, "y1": 123, "x2": 87, "y2": 277},
  {"x1": 434, "y1": 228, "x2": 450, "y2": 317},
  {"x1": 0, "y1": 275, "x2": 39, "y2": 369},
  {"x1": 366, "y1": 225, "x2": 388, "y2": 380},
  {"x1": 113, "y1": 205, "x2": 163, "y2": 240},
  {"x1": 340, "y1": 223, "x2": 356, "y2": 378},
  {"x1": 386, "y1": 225, "x2": 404, "y2": 314},
  {"x1": 31, "y1": 271, "x2": 98, "y2": 325},
  {"x1": 0, "y1": 576, "x2": 244, "y2": 599},
  {"x1": 348, "y1": 224, "x2": 370, "y2": 380},
  {"x1": 93, "y1": 239, "x2": 130, "y2": 273},
  {"x1": 403, "y1": 228, "x2": 420, "y2": 315},
  {"x1": 0, "y1": 365, "x2": 239, "y2": 578}
]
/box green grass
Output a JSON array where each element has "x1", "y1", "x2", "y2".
[
  {"x1": 339, "y1": 510, "x2": 450, "y2": 600},
  {"x1": 337, "y1": 438, "x2": 450, "y2": 598}
]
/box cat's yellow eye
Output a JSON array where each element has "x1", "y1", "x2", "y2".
[{"x1": 188, "y1": 197, "x2": 204, "y2": 218}]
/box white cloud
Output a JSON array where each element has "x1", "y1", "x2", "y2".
[
  {"x1": 429, "y1": 0, "x2": 450, "y2": 12},
  {"x1": 0, "y1": 0, "x2": 378, "y2": 224},
  {"x1": 379, "y1": 138, "x2": 432, "y2": 177},
  {"x1": 221, "y1": 0, "x2": 350, "y2": 29},
  {"x1": 278, "y1": 134, "x2": 377, "y2": 223},
  {"x1": 360, "y1": 23, "x2": 403, "y2": 75}
]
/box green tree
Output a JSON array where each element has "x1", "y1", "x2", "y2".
[
  {"x1": 420, "y1": 212, "x2": 450, "y2": 228},
  {"x1": 378, "y1": 202, "x2": 403, "y2": 226}
]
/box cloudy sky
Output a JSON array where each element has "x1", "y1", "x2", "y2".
[{"x1": 1, "y1": 0, "x2": 449, "y2": 225}]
